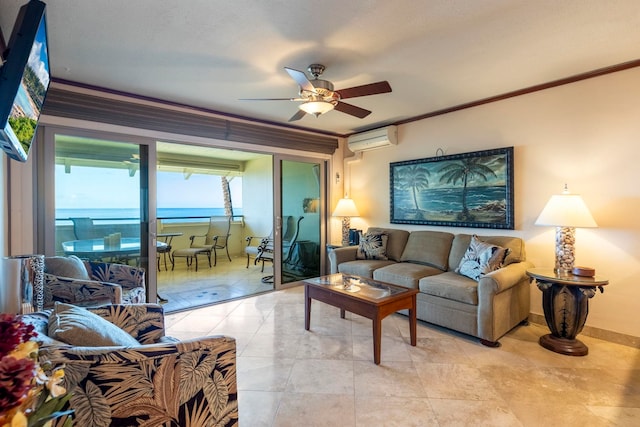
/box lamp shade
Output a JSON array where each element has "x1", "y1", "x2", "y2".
[
  {"x1": 332, "y1": 198, "x2": 360, "y2": 217},
  {"x1": 299, "y1": 101, "x2": 335, "y2": 117},
  {"x1": 535, "y1": 192, "x2": 597, "y2": 228}
]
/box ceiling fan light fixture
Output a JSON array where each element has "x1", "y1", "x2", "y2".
[{"x1": 299, "y1": 100, "x2": 334, "y2": 117}]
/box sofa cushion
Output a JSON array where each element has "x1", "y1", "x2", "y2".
[
  {"x1": 44, "y1": 255, "x2": 90, "y2": 280},
  {"x1": 455, "y1": 235, "x2": 509, "y2": 280},
  {"x1": 48, "y1": 302, "x2": 140, "y2": 347},
  {"x1": 338, "y1": 259, "x2": 396, "y2": 278},
  {"x1": 373, "y1": 263, "x2": 443, "y2": 289},
  {"x1": 400, "y1": 231, "x2": 454, "y2": 270},
  {"x1": 448, "y1": 234, "x2": 525, "y2": 270},
  {"x1": 356, "y1": 231, "x2": 389, "y2": 260},
  {"x1": 367, "y1": 227, "x2": 410, "y2": 262},
  {"x1": 419, "y1": 272, "x2": 479, "y2": 305}
]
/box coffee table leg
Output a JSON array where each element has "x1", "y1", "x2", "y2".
[
  {"x1": 340, "y1": 308, "x2": 346, "y2": 319},
  {"x1": 373, "y1": 314, "x2": 382, "y2": 365},
  {"x1": 304, "y1": 285, "x2": 311, "y2": 331},
  {"x1": 409, "y1": 295, "x2": 417, "y2": 346}
]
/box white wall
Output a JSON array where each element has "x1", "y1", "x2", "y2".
[
  {"x1": 348, "y1": 67, "x2": 640, "y2": 338},
  {"x1": 242, "y1": 156, "x2": 274, "y2": 240}
]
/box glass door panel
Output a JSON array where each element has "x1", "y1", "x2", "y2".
[
  {"x1": 52, "y1": 134, "x2": 149, "y2": 277},
  {"x1": 279, "y1": 159, "x2": 323, "y2": 285}
]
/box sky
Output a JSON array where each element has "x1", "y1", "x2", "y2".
[{"x1": 55, "y1": 166, "x2": 241, "y2": 210}]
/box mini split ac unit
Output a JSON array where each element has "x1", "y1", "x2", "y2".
[{"x1": 347, "y1": 125, "x2": 398, "y2": 152}]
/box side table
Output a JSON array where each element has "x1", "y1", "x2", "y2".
[{"x1": 526, "y1": 268, "x2": 608, "y2": 356}]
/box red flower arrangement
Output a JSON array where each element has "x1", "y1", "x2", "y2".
[{"x1": 0, "y1": 313, "x2": 73, "y2": 427}]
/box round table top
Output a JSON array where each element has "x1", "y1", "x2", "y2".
[{"x1": 526, "y1": 268, "x2": 609, "y2": 287}]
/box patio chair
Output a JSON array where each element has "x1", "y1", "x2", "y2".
[
  {"x1": 188, "y1": 215, "x2": 232, "y2": 266},
  {"x1": 70, "y1": 217, "x2": 102, "y2": 240},
  {"x1": 254, "y1": 216, "x2": 303, "y2": 282}
]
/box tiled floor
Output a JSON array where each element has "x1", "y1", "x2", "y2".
[
  {"x1": 157, "y1": 255, "x2": 274, "y2": 312},
  {"x1": 165, "y1": 286, "x2": 640, "y2": 427}
]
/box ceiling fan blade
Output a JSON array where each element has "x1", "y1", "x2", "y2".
[
  {"x1": 336, "y1": 81, "x2": 392, "y2": 99},
  {"x1": 285, "y1": 67, "x2": 316, "y2": 93},
  {"x1": 239, "y1": 97, "x2": 305, "y2": 101},
  {"x1": 288, "y1": 109, "x2": 307, "y2": 122},
  {"x1": 334, "y1": 101, "x2": 371, "y2": 119}
]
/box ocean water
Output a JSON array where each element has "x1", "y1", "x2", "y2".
[
  {"x1": 393, "y1": 185, "x2": 506, "y2": 212},
  {"x1": 56, "y1": 207, "x2": 241, "y2": 220}
]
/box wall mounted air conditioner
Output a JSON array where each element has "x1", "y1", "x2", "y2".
[{"x1": 347, "y1": 125, "x2": 398, "y2": 152}]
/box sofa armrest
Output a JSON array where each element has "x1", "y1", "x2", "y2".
[
  {"x1": 44, "y1": 273, "x2": 123, "y2": 308},
  {"x1": 328, "y1": 246, "x2": 359, "y2": 273},
  {"x1": 478, "y1": 261, "x2": 534, "y2": 294},
  {"x1": 42, "y1": 336, "x2": 238, "y2": 426},
  {"x1": 86, "y1": 303, "x2": 166, "y2": 344}
]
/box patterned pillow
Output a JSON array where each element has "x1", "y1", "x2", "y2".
[
  {"x1": 356, "y1": 231, "x2": 389, "y2": 260},
  {"x1": 48, "y1": 302, "x2": 140, "y2": 347},
  {"x1": 455, "y1": 235, "x2": 510, "y2": 280}
]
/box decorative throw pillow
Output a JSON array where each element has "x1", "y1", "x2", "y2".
[
  {"x1": 356, "y1": 231, "x2": 389, "y2": 260},
  {"x1": 455, "y1": 235, "x2": 510, "y2": 281},
  {"x1": 48, "y1": 302, "x2": 140, "y2": 347},
  {"x1": 44, "y1": 255, "x2": 90, "y2": 280}
]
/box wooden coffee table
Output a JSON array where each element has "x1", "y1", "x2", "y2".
[{"x1": 304, "y1": 273, "x2": 419, "y2": 365}]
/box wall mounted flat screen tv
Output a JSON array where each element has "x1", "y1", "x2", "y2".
[{"x1": 0, "y1": 0, "x2": 50, "y2": 162}]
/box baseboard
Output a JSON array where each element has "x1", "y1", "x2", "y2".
[{"x1": 529, "y1": 313, "x2": 640, "y2": 349}]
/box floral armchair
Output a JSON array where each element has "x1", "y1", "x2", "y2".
[
  {"x1": 44, "y1": 257, "x2": 146, "y2": 308},
  {"x1": 23, "y1": 304, "x2": 238, "y2": 426}
]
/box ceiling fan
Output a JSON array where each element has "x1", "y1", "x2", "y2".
[{"x1": 241, "y1": 64, "x2": 392, "y2": 122}]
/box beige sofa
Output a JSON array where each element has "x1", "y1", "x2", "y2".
[{"x1": 328, "y1": 227, "x2": 533, "y2": 346}]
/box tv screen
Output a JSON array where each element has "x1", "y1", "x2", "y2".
[{"x1": 0, "y1": 0, "x2": 50, "y2": 162}]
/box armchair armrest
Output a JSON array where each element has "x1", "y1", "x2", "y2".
[
  {"x1": 86, "y1": 303, "x2": 166, "y2": 344},
  {"x1": 328, "y1": 246, "x2": 359, "y2": 274},
  {"x1": 44, "y1": 273, "x2": 123, "y2": 308},
  {"x1": 84, "y1": 261, "x2": 145, "y2": 291}
]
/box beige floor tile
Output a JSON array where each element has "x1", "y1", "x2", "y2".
[
  {"x1": 296, "y1": 333, "x2": 354, "y2": 360},
  {"x1": 240, "y1": 333, "x2": 303, "y2": 359},
  {"x1": 274, "y1": 393, "x2": 355, "y2": 427},
  {"x1": 429, "y1": 399, "x2": 523, "y2": 427},
  {"x1": 286, "y1": 359, "x2": 354, "y2": 394},
  {"x1": 352, "y1": 334, "x2": 413, "y2": 362},
  {"x1": 238, "y1": 390, "x2": 282, "y2": 427},
  {"x1": 354, "y1": 360, "x2": 427, "y2": 398},
  {"x1": 508, "y1": 400, "x2": 614, "y2": 427},
  {"x1": 586, "y1": 406, "x2": 640, "y2": 427},
  {"x1": 354, "y1": 396, "x2": 438, "y2": 427},
  {"x1": 415, "y1": 362, "x2": 503, "y2": 401},
  {"x1": 237, "y1": 357, "x2": 295, "y2": 392}
]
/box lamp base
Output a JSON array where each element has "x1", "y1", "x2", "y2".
[
  {"x1": 554, "y1": 226, "x2": 576, "y2": 274},
  {"x1": 341, "y1": 217, "x2": 351, "y2": 247}
]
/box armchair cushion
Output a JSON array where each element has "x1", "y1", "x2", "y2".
[
  {"x1": 44, "y1": 255, "x2": 90, "y2": 280},
  {"x1": 48, "y1": 302, "x2": 140, "y2": 347}
]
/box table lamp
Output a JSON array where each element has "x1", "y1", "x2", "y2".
[
  {"x1": 535, "y1": 185, "x2": 597, "y2": 273},
  {"x1": 332, "y1": 198, "x2": 360, "y2": 246}
]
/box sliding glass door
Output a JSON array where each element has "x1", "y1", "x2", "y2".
[
  {"x1": 40, "y1": 128, "x2": 156, "y2": 299},
  {"x1": 275, "y1": 156, "x2": 325, "y2": 288}
]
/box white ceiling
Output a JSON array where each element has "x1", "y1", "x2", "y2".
[{"x1": 2, "y1": 0, "x2": 639, "y2": 136}]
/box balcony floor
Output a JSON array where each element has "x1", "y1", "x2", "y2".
[{"x1": 157, "y1": 254, "x2": 274, "y2": 313}]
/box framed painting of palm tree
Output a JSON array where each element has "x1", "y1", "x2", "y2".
[{"x1": 390, "y1": 147, "x2": 514, "y2": 229}]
